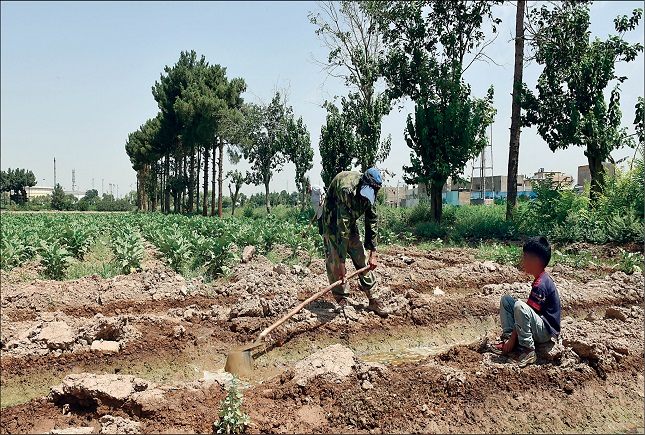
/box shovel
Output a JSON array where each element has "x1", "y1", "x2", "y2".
[{"x1": 224, "y1": 265, "x2": 371, "y2": 376}]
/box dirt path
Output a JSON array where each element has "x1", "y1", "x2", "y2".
[{"x1": 1, "y1": 245, "x2": 643, "y2": 433}]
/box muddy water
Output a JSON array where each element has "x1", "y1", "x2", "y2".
[{"x1": 0, "y1": 316, "x2": 498, "y2": 407}]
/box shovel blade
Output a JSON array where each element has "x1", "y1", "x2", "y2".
[{"x1": 224, "y1": 349, "x2": 255, "y2": 376}]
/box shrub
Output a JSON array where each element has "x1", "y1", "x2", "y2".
[{"x1": 213, "y1": 377, "x2": 250, "y2": 435}]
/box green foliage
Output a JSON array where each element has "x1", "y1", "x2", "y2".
[
  {"x1": 59, "y1": 223, "x2": 96, "y2": 260},
  {"x1": 615, "y1": 248, "x2": 643, "y2": 274},
  {"x1": 319, "y1": 102, "x2": 356, "y2": 187},
  {"x1": 476, "y1": 243, "x2": 522, "y2": 268},
  {"x1": 111, "y1": 227, "x2": 145, "y2": 274},
  {"x1": 521, "y1": 4, "x2": 643, "y2": 200},
  {"x1": 280, "y1": 115, "x2": 313, "y2": 210},
  {"x1": 0, "y1": 167, "x2": 37, "y2": 205},
  {"x1": 50, "y1": 184, "x2": 66, "y2": 211},
  {"x1": 213, "y1": 378, "x2": 250, "y2": 435},
  {"x1": 39, "y1": 240, "x2": 75, "y2": 280}
]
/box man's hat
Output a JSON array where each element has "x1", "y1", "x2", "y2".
[{"x1": 360, "y1": 168, "x2": 383, "y2": 205}]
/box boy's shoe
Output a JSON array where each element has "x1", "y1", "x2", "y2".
[
  {"x1": 489, "y1": 338, "x2": 507, "y2": 355},
  {"x1": 510, "y1": 346, "x2": 536, "y2": 367},
  {"x1": 368, "y1": 298, "x2": 389, "y2": 318}
]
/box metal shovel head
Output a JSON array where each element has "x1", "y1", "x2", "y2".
[{"x1": 224, "y1": 341, "x2": 263, "y2": 376}]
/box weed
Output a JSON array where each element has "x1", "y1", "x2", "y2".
[{"x1": 213, "y1": 377, "x2": 250, "y2": 434}]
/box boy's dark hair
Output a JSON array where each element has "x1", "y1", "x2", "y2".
[{"x1": 523, "y1": 236, "x2": 551, "y2": 267}]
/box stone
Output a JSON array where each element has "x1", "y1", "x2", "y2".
[
  {"x1": 242, "y1": 245, "x2": 256, "y2": 263},
  {"x1": 361, "y1": 380, "x2": 373, "y2": 390},
  {"x1": 230, "y1": 297, "x2": 265, "y2": 318},
  {"x1": 49, "y1": 427, "x2": 94, "y2": 434},
  {"x1": 99, "y1": 415, "x2": 141, "y2": 434},
  {"x1": 433, "y1": 287, "x2": 445, "y2": 296},
  {"x1": 50, "y1": 373, "x2": 153, "y2": 406},
  {"x1": 36, "y1": 322, "x2": 76, "y2": 350},
  {"x1": 172, "y1": 325, "x2": 185, "y2": 338},
  {"x1": 293, "y1": 344, "x2": 356, "y2": 387},
  {"x1": 90, "y1": 341, "x2": 120, "y2": 353},
  {"x1": 482, "y1": 261, "x2": 497, "y2": 272},
  {"x1": 273, "y1": 263, "x2": 288, "y2": 275},
  {"x1": 605, "y1": 307, "x2": 627, "y2": 322}
]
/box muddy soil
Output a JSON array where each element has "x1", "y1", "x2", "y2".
[{"x1": 1, "y1": 244, "x2": 643, "y2": 434}]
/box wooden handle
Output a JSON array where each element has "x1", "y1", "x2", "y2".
[{"x1": 257, "y1": 265, "x2": 372, "y2": 340}]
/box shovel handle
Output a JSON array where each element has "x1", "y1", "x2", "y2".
[{"x1": 257, "y1": 265, "x2": 372, "y2": 341}]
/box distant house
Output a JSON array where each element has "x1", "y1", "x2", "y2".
[
  {"x1": 577, "y1": 162, "x2": 615, "y2": 187},
  {"x1": 531, "y1": 168, "x2": 574, "y2": 187}
]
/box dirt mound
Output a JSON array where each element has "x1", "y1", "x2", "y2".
[
  {"x1": 293, "y1": 344, "x2": 357, "y2": 386},
  {"x1": 98, "y1": 415, "x2": 141, "y2": 434},
  {"x1": 1, "y1": 312, "x2": 140, "y2": 357}
]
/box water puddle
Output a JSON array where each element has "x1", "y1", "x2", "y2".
[{"x1": 362, "y1": 339, "x2": 478, "y2": 366}]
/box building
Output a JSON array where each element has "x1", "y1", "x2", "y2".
[
  {"x1": 577, "y1": 162, "x2": 615, "y2": 187},
  {"x1": 26, "y1": 186, "x2": 85, "y2": 200},
  {"x1": 531, "y1": 168, "x2": 574, "y2": 186},
  {"x1": 383, "y1": 185, "x2": 408, "y2": 207}
]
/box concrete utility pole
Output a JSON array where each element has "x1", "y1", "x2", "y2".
[
  {"x1": 72, "y1": 169, "x2": 76, "y2": 191},
  {"x1": 53, "y1": 158, "x2": 57, "y2": 188},
  {"x1": 102, "y1": 179, "x2": 104, "y2": 195}
]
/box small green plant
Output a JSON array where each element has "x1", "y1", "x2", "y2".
[
  {"x1": 213, "y1": 377, "x2": 250, "y2": 435},
  {"x1": 476, "y1": 242, "x2": 521, "y2": 267},
  {"x1": 39, "y1": 240, "x2": 75, "y2": 280},
  {"x1": 615, "y1": 248, "x2": 643, "y2": 274},
  {"x1": 111, "y1": 227, "x2": 145, "y2": 274},
  {"x1": 59, "y1": 223, "x2": 95, "y2": 259}
]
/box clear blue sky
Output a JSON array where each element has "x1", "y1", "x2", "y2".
[{"x1": 1, "y1": 1, "x2": 643, "y2": 197}]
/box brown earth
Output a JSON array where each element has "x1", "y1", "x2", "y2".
[{"x1": 1, "y1": 244, "x2": 643, "y2": 434}]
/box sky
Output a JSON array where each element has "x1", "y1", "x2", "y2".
[{"x1": 1, "y1": 1, "x2": 644, "y2": 197}]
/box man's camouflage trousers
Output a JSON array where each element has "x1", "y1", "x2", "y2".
[{"x1": 323, "y1": 231, "x2": 378, "y2": 301}]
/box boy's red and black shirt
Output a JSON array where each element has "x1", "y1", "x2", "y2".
[{"x1": 527, "y1": 271, "x2": 562, "y2": 338}]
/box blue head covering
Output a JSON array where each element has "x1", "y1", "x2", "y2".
[{"x1": 360, "y1": 168, "x2": 383, "y2": 205}]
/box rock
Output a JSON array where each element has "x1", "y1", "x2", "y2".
[
  {"x1": 183, "y1": 308, "x2": 201, "y2": 323},
  {"x1": 230, "y1": 317, "x2": 261, "y2": 334},
  {"x1": 172, "y1": 325, "x2": 185, "y2": 338},
  {"x1": 273, "y1": 263, "x2": 288, "y2": 275},
  {"x1": 536, "y1": 341, "x2": 565, "y2": 361},
  {"x1": 605, "y1": 307, "x2": 627, "y2": 322},
  {"x1": 230, "y1": 297, "x2": 265, "y2": 318},
  {"x1": 49, "y1": 427, "x2": 94, "y2": 434},
  {"x1": 99, "y1": 415, "x2": 141, "y2": 434},
  {"x1": 433, "y1": 287, "x2": 445, "y2": 296},
  {"x1": 242, "y1": 245, "x2": 256, "y2": 263},
  {"x1": 90, "y1": 340, "x2": 120, "y2": 353},
  {"x1": 482, "y1": 261, "x2": 497, "y2": 272},
  {"x1": 50, "y1": 373, "x2": 153, "y2": 406},
  {"x1": 361, "y1": 380, "x2": 373, "y2": 390},
  {"x1": 293, "y1": 344, "x2": 356, "y2": 387},
  {"x1": 36, "y1": 322, "x2": 76, "y2": 350}
]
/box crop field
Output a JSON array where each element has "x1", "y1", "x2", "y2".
[{"x1": 0, "y1": 210, "x2": 643, "y2": 434}]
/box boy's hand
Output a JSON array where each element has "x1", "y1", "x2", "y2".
[
  {"x1": 368, "y1": 250, "x2": 378, "y2": 270},
  {"x1": 503, "y1": 329, "x2": 518, "y2": 354}
]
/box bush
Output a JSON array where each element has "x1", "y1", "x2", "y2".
[
  {"x1": 414, "y1": 221, "x2": 446, "y2": 239},
  {"x1": 213, "y1": 377, "x2": 250, "y2": 434}
]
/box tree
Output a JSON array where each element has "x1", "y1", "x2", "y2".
[
  {"x1": 240, "y1": 93, "x2": 290, "y2": 214},
  {"x1": 83, "y1": 189, "x2": 99, "y2": 205},
  {"x1": 366, "y1": 1, "x2": 501, "y2": 221},
  {"x1": 309, "y1": 1, "x2": 392, "y2": 170},
  {"x1": 404, "y1": 82, "x2": 495, "y2": 222},
  {"x1": 521, "y1": 5, "x2": 643, "y2": 202},
  {"x1": 50, "y1": 184, "x2": 66, "y2": 211},
  {"x1": 319, "y1": 102, "x2": 356, "y2": 187},
  {"x1": 635, "y1": 97, "x2": 644, "y2": 150},
  {"x1": 0, "y1": 168, "x2": 37, "y2": 205},
  {"x1": 506, "y1": 0, "x2": 526, "y2": 221},
  {"x1": 227, "y1": 169, "x2": 245, "y2": 216},
  {"x1": 280, "y1": 115, "x2": 313, "y2": 211}
]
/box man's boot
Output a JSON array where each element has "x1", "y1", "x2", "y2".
[{"x1": 368, "y1": 298, "x2": 389, "y2": 318}]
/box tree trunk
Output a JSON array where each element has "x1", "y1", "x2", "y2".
[
  {"x1": 196, "y1": 146, "x2": 201, "y2": 214},
  {"x1": 430, "y1": 182, "x2": 443, "y2": 223},
  {"x1": 203, "y1": 144, "x2": 210, "y2": 216},
  {"x1": 265, "y1": 180, "x2": 271, "y2": 214},
  {"x1": 211, "y1": 137, "x2": 217, "y2": 216},
  {"x1": 506, "y1": 0, "x2": 525, "y2": 221},
  {"x1": 587, "y1": 153, "x2": 604, "y2": 205},
  {"x1": 164, "y1": 154, "x2": 170, "y2": 213},
  {"x1": 188, "y1": 146, "x2": 195, "y2": 213},
  {"x1": 136, "y1": 171, "x2": 142, "y2": 211},
  {"x1": 218, "y1": 137, "x2": 224, "y2": 217}
]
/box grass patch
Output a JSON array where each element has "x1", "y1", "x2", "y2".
[{"x1": 65, "y1": 234, "x2": 120, "y2": 280}]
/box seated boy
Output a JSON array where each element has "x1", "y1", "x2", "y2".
[{"x1": 490, "y1": 236, "x2": 561, "y2": 367}]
